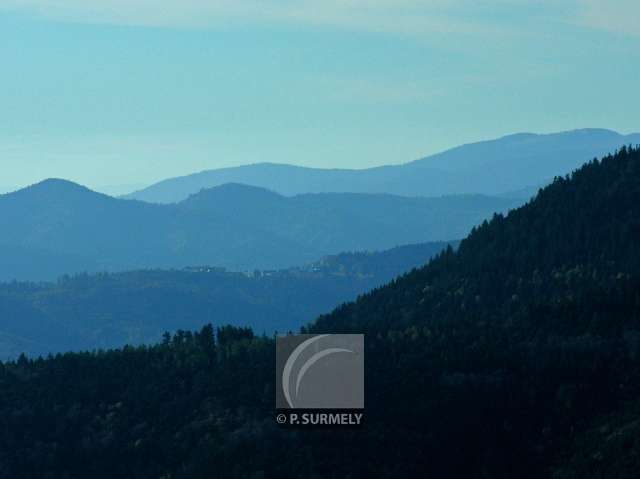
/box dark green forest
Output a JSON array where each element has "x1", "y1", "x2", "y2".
[
  {"x1": 0, "y1": 241, "x2": 451, "y2": 358},
  {"x1": 1, "y1": 147, "x2": 640, "y2": 478}
]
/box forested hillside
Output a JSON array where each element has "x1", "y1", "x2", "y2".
[
  {"x1": 0, "y1": 180, "x2": 509, "y2": 280},
  {"x1": 1, "y1": 147, "x2": 639, "y2": 478},
  {"x1": 0, "y1": 241, "x2": 452, "y2": 358}
]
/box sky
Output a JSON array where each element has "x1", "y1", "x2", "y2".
[{"x1": 0, "y1": 0, "x2": 639, "y2": 192}]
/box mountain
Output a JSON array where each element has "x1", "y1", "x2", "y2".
[
  {"x1": 0, "y1": 147, "x2": 639, "y2": 478},
  {"x1": 0, "y1": 241, "x2": 453, "y2": 358},
  {"x1": 308, "y1": 241, "x2": 460, "y2": 279},
  {"x1": 124, "y1": 128, "x2": 640, "y2": 203},
  {"x1": 0, "y1": 179, "x2": 172, "y2": 278},
  {"x1": 306, "y1": 145, "x2": 640, "y2": 476},
  {"x1": 0, "y1": 180, "x2": 514, "y2": 280}
]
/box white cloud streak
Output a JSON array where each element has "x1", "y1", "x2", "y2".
[
  {"x1": 578, "y1": 0, "x2": 640, "y2": 36},
  {"x1": 0, "y1": 0, "x2": 533, "y2": 35},
  {"x1": 0, "y1": 1, "x2": 637, "y2": 37}
]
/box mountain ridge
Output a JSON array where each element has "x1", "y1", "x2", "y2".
[
  {"x1": 0, "y1": 240, "x2": 454, "y2": 358},
  {"x1": 1, "y1": 147, "x2": 639, "y2": 478},
  {"x1": 0, "y1": 179, "x2": 512, "y2": 280},
  {"x1": 124, "y1": 128, "x2": 640, "y2": 203}
]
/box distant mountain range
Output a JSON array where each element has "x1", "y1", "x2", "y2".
[
  {"x1": 0, "y1": 241, "x2": 453, "y2": 358},
  {"x1": 125, "y1": 128, "x2": 640, "y2": 203},
  {"x1": 0, "y1": 179, "x2": 507, "y2": 280},
  {"x1": 2, "y1": 147, "x2": 639, "y2": 478}
]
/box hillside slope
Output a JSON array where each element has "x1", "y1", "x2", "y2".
[
  {"x1": 1, "y1": 147, "x2": 639, "y2": 478},
  {"x1": 0, "y1": 181, "x2": 511, "y2": 280},
  {"x1": 0, "y1": 241, "x2": 453, "y2": 358}
]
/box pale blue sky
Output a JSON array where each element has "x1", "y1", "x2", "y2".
[{"x1": 0, "y1": 1, "x2": 639, "y2": 191}]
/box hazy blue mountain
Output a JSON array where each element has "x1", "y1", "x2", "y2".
[
  {"x1": 0, "y1": 244, "x2": 100, "y2": 282},
  {"x1": 124, "y1": 128, "x2": 640, "y2": 203},
  {"x1": 2, "y1": 148, "x2": 640, "y2": 478},
  {"x1": 0, "y1": 179, "x2": 172, "y2": 277},
  {"x1": 309, "y1": 241, "x2": 460, "y2": 278},
  {"x1": 0, "y1": 241, "x2": 453, "y2": 358},
  {"x1": 0, "y1": 180, "x2": 510, "y2": 281}
]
